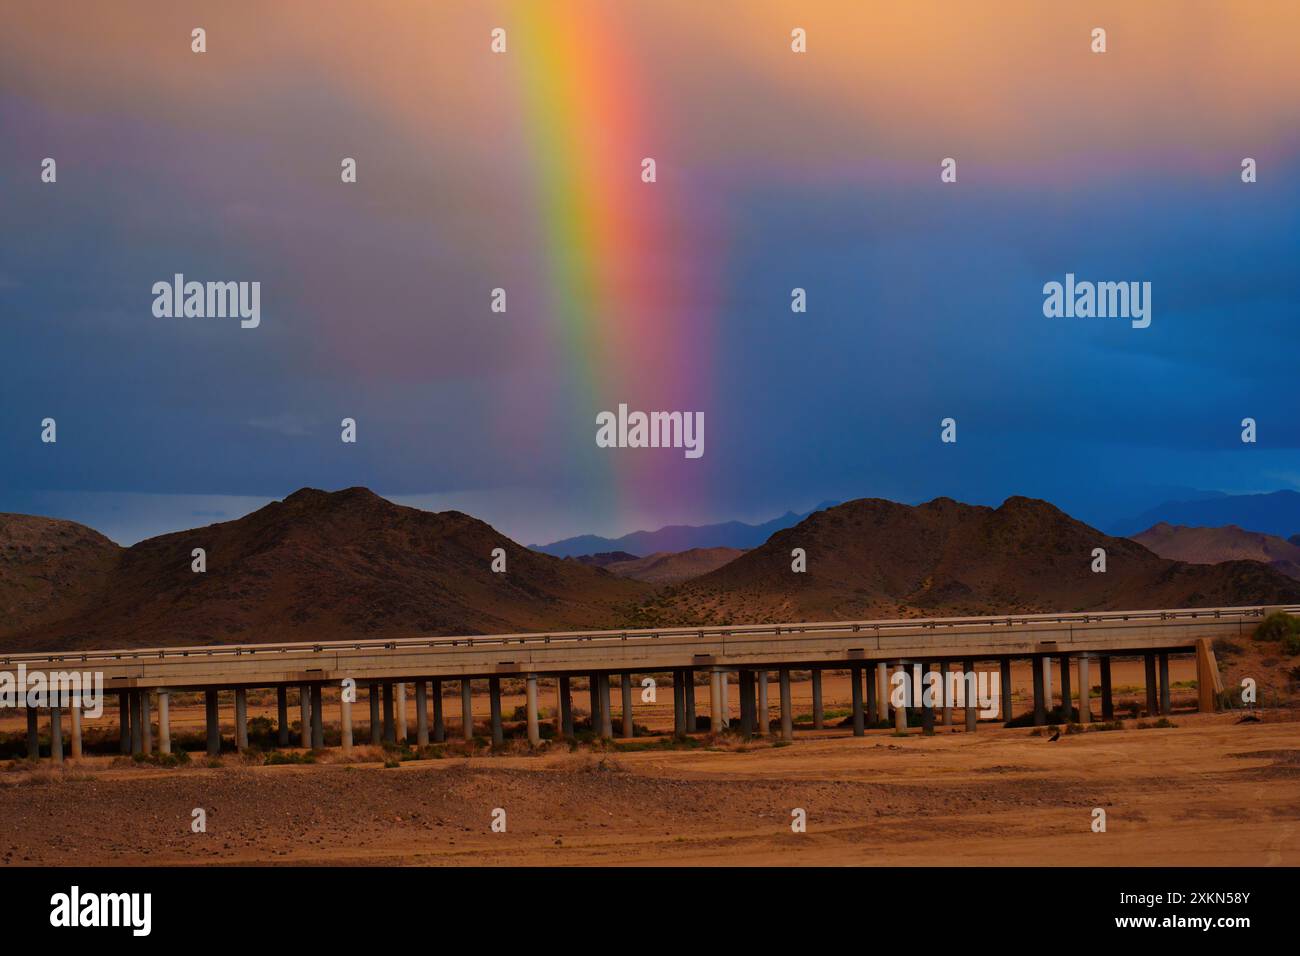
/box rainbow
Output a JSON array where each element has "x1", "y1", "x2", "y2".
[{"x1": 511, "y1": 7, "x2": 711, "y2": 513}]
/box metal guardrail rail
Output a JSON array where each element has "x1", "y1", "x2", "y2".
[{"x1": 4, "y1": 604, "x2": 1292, "y2": 667}]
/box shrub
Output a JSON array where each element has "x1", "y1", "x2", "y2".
[{"x1": 1254, "y1": 612, "x2": 1299, "y2": 643}]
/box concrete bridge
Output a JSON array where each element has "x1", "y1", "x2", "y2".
[{"x1": 5, "y1": 604, "x2": 1290, "y2": 763}]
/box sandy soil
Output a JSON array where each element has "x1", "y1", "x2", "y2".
[{"x1": 2, "y1": 668, "x2": 1296, "y2": 867}]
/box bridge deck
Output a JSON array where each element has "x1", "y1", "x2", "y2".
[{"x1": 5, "y1": 605, "x2": 1289, "y2": 691}]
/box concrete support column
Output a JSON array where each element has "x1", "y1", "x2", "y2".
[
  {"x1": 128, "y1": 691, "x2": 143, "y2": 754},
  {"x1": 1044, "y1": 656, "x2": 1053, "y2": 710},
  {"x1": 277, "y1": 686, "x2": 289, "y2": 747},
  {"x1": 1032, "y1": 656, "x2": 1047, "y2": 726},
  {"x1": 864, "y1": 666, "x2": 876, "y2": 728},
  {"x1": 395, "y1": 682, "x2": 407, "y2": 744},
  {"x1": 757, "y1": 670, "x2": 769, "y2": 736},
  {"x1": 588, "y1": 674, "x2": 600, "y2": 731},
  {"x1": 558, "y1": 675, "x2": 574, "y2": 738},
  {"x1": 51, "y1": 708, "x2": 63, "y2": 764},
  {"x1": 432, "y1": 679, "x2": 445, "y2": 742},
  {"x1": 310, "y1": 684, "x2": 324, "y2": 749},
  {"x1": 1195, "y1": 639, "x2": 1220, "y2": 714},
  {"x1": 25, "y1": 706, "x2": 39, "y2": 759},
  {"x1": 300, "y1": 684, "x2": 311, "y2": 748},
  {"x1": 621, "y1": 673, "x2": 634, "y2": 739},
  {"x1": 234, "y1": 687, "x2": 248, "y2": 752},
  {"x1": 811, "y1": 669, "x2": 824, "y2": 730},
  {"x1": 118, "y1": 692, "x2": 130, "y2": 754},
  {"x1": 340, "y1": 684, "x2": 353, "y2": 752},
  {"x1": 738, "y1": 669, "x2": 754, "y2": 740},
  {"x1": 381, "y1": 682, "x2": 395, "y2": 745},
  {"x1": 71, "y1": 700, "x2": 83, "y2": 759},
  {"x1": 415, "y1": 680, "x2": 429, "y2": 747},
  {"x1": 672, "y1": 670, "x2": 685, "y2": 736},
  {"x1": 461, "y1": 679, "x2": 474, "y2": 741},
  {"x1": 205, "y1": 689, "x2": 220, "y2": 756},
  {"x1": 940, "y1": 662, "x2": 953, "y2": 726},
  {"x1": 710, "y1": 667, "x2": 724, "y2": 733},
  {"x1": 1078, "y1": 655, "x2": 1092, "y2": 724},
  {"x1": 597, "y1": 673, "x2": 613, "y2": 739},
  {"x1": 1000, "y1": 657, "x2": 1013, "y2": 723},
  {"x1": 877, "y1": 662, "x2": 890, "y2": 723},
  {"x1": 489, "y1": 676, "x2": 504, "y2": 746},
  {"x1": 779, "y1": 667, "x2": 793, "y2": 741},
  {"x1": 850, "y1": 664, "x2": 865, "y2": 737},
  {"x1": 526, "y1": 674, "x2": 541, "y2": 746},
  {"x1": 1100, "y1": 657, "x2": 1114, "y2": 720},
  {"x1": 1059, "y1": 654, "x2": 1072, "y2": 723},
  {"x1": 720, "y1": 669, "x2": 729, "y2": 725},
  {"x1": 1158, "y1": 651, "x2": 1171, "y2": 716},
  {"x1": 369, "y1": 682, "x2": 382, "y2": 745},
  {"x1": 1143, "y1": 654, "x2": 1158, "y2": 716},
  {"x1": 894, "y1": 662, "x2": 908, "y2": 733},
  {"x1": 684, "y1": 669, "x2": 696, "y2": 731},
  {"x1": 140, "y1": 691, "x2": 152, "y2": 755},
  {"x1": 964, "y1": 659, "x2": 977, "y2": 732},
  {"x1": 921, "y1": 663, "x2": 936, "y2": 735}
]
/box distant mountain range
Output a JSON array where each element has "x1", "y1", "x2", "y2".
[
  {"x1": 531, "y1": 502, "x2": 838, "y2": 557},
  {"x1": 635, "y1": 496, "x2": 1300, "y2": 626},
  {"x1": 573, "y1": 547, "x2": 745, "y2": 585},
  {"x1": 4, "y1": 489, "x2": 1298, "y2": 653},
  {"x1": 1131, "y1": 522, "x2": 1300, "y2": 581},
  {"x1": 1117, "y1": 490, "x2": 1300, "y2": 539}
]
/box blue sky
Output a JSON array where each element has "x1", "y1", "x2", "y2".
[{"x1": 2, "y1": 1, "x2": 1298, "y2": 545}]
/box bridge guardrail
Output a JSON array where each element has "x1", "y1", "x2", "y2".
[{"x1": 3, "y1": 605, "x2": 1293, "y2": 668}]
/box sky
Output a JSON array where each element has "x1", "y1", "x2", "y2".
[{"x1": 2, "y1": 1, "x2": 1299, "y2": 546}]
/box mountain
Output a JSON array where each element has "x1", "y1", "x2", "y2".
[
  {"x1": 532, "y1": 501, "x2": 838, "y2": 557},
  {"x1": 1117, "y1": 490, "x2": 1300, "y2": 539},
  {"x1": 570, "y1": 551, "x2": 639, "y2": 568},
  {"x1": 636, "y1": 496, "x2": 1300, "y2": 625},
  {"x1": 0, "y1": 488, "x2": 649, "y2": 653},
  {"x1": 590, "y1": 547, "x2": 744, "y2": 585},
  {"x1": 0, "y1": 515, "x2": 121, "y2": 640},
  {"x1": 7, "y1": 490, "x2": 1298, "y2": 653},
  {"x1": 1131, "y1": 523, "x2": 1300, "y2": 581}
]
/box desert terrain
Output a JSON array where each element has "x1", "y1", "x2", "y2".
[{"x1": 3, "y1": 660, "x2": 1297, "y2": 867}]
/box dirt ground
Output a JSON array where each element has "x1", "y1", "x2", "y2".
[{"x1": 2, "y1": 660, "x2": 1297, "y2": 867}]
